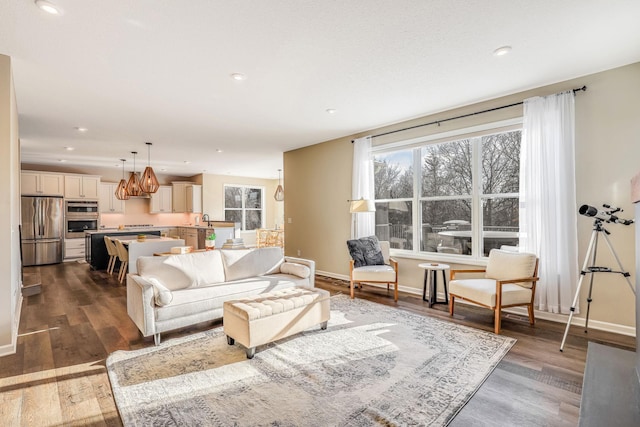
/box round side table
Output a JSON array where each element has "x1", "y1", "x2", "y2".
[{"x1": 418, "y1": 263, "x2": 450, "y2": 308}]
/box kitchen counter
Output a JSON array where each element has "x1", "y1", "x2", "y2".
[{"x1": 87, "y1": 221, "x2": 235, "y2": 234}]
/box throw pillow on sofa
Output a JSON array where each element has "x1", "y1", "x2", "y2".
[
  {"x1": 147, "y1": 277, "x2": 173, "y2": 306},
  {"x1": 280, "y1": 262, "x2": 311, "y2": 278}
]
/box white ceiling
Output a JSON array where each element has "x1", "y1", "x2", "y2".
[{"x1": 2, "y1": 1, "x2": 640, "y2": 179}]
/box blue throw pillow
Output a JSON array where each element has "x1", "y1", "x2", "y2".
[{"x1": 347, "y1": 236, "x2": 385, "y2": 268}]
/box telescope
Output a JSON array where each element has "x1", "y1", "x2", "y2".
[{"x1": 578, "y1": 204, "x2": 634, "y2": 225}]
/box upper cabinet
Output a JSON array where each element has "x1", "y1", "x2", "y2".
[
  {"x1": 65, "y1": 175, "x2": 100, "y2": 199},
  {"x1": 150, "y1": 185, "x2": 172, "y2": 213},
  {"x1": 21, "y1": 171, "x2": 64, "y2": 196},
  {"x1": 172, "y1": 182, "x2": 202, "y2": 213},
  {"x1": 99, "y1": 183, "x2": 125, "y2": 213}
]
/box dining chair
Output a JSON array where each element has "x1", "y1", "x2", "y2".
[
  {"x1": 114, "y1": 239, "x2": 129, "y2": 284},
  {"x1": 449, "y1": 248, "x2": 539, "y2": 334},
  {"x1": 103, "y1": 236, "x2": 118, "y2": 275}
]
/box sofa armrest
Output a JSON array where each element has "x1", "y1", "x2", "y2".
[
  {"x1": 126, "y1": 273, "x2": 157, "y2": 338},
  {"x1": 284, "y1": 256, "x2": 316, "y2": 287}
]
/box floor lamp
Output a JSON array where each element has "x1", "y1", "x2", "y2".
[{"x1": 349, "y1": 198, "x2": 376, "y2": 239}]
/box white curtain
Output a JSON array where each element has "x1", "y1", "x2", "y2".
[
  {"x1": 352, "y1": 136, "x2": 375, "y2": 238},
  {"x1": 519, "y1": 91, "x2": 579, "y2": 314}
]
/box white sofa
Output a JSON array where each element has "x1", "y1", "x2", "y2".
[{"x1": 126, "y1": 247, "x2": 315, "y2": 345}]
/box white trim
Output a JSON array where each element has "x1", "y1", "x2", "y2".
[
  {"x1": 314, "y1": 271, "x2": 635, "y2": 337},
  {"x1": 0, "y1": 293, "x2": 22, "y2": 357},
  {"x1": 371, "y1": 118, "x2": 523, "y2": 153}
]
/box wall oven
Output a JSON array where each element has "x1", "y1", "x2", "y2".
[{"x1": 65, "y1": 200, "x2": 99, "y2": 239}]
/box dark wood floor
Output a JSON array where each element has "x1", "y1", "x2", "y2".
[{"x1": 0, "y1": 262, "x2": 635, "y2": 426}]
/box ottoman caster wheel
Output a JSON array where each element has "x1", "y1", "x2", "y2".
[
  {"x1": 320, "y1": 321, "x2": 328, "y2": 330},
  {"x1": 246, "y1": 347, "x2": 255, "y2": 359},
  {"x1": 226, "y1": 335, "x2": 235, "y2": 345}
]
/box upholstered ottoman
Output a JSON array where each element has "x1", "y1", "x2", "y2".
[{"x1": 223, "y1": 286, "x2": 330, "y2": 358}]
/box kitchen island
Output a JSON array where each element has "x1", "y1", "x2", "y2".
[
  {"x1": 110, "y1": 235, "x2": 186, "y2": 274},
  {"x1": 85, "y1": 228, "x2": 164, "y2": 271}
]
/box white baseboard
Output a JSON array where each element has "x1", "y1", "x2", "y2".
[
  {"x1": 315, "y1": 270, "x2": 636, "y2": 337},
  {"x1": 0, "y1": 293, "x2": 22, "y2": 357}
]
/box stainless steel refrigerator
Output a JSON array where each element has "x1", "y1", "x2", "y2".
[{"x1": 21, "y1": 196, "x2": 64, "y2": 266}]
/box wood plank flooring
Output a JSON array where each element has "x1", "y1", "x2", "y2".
[{"x1": 0, "y1": 262, "x2": 635, "y2": 426}]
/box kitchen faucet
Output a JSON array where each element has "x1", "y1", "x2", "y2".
[{"x1": 202, "y1": 214, "x2": 211, "y2": 227}]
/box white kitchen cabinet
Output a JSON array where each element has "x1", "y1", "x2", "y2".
[
  {"x1": 172, "y1": 182, "x2": 202, "y2": 213},
  {"x1": 150, "y1": 185, "x2": 172, "y2": 213},
  {"x1": 21, "y1": 171, "x2": 64, "y2": 196},
  {"x1": 99, "y1": 183, "x2": 125, "y2": 213},
  {"x1": 65, "y1": 175, "x2": 100, "y2": 199},
  {"x1": 64, "y1": 238, "x2": 85, "y2": 260}
]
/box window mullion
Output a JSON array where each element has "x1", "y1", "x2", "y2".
[
  {"x1": 472, "y1": 137, "x2": 482, "y2": 257},
  {"x1": 413, "y1": 147, "x2": 421, "y2": 252}
]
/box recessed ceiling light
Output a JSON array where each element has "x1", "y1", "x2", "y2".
[
  {"x1": 35, "y1": 0, "x2": 62, "y2": 15},
  {"x1": 216, "y1": 149, "x2": 223, "y2": 153},
  {"x1": 74, "y1": 126, "x2": 88, "y2": 132},
  {"x1": 58, "y1": 159, "x2": 67, "y2": 163},
  {"x1": 326, "y1": 109, "x2": 336, "y2": 114},
  {"x1": 230, "y1": 73, "x2": 246, "y2": 81},
  {"x1": 184, "y1": 161, "x2": 191, "y2": 164},
  {"x1": 493, "y1": 46, "x2": 512, "y2": 57},
  {"x1": 160, "y1": 168, "x2": 167, "y2": 172},
  {"x1": 64, "y1": 146, "x2": 74, "y2": 151}
]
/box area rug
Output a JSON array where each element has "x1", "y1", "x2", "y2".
[{"x1": 107, "y1": 295, "x2": 515, "y2": 426}]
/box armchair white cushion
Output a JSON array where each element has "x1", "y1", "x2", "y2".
[
  {"x1": 349, "y1": 240, "x2": 399, "y2": 302},
  {"x1": 449, "y1": 249, "x2": 539, "y2": 334}
]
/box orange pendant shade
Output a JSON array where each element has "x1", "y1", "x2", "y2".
[{"x1": 140, "y1": 166, "x2": 160, "y2": 193}]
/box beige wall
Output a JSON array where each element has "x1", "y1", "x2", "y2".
[
  {"x1": 285, "y1": 62, "x2": 640, "y2": 330},
  {"x1": 0, "y1": 54, "x2": 22, "y2": 353},
  {"x1": 201, "y1": 173, "x2": 282, "y2": 242}
]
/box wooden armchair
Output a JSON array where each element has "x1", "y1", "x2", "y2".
[
  {"x1": 349, "y1": 240, "x2": 399, "y2": 302},
  {"x1": 449, "y1": 249, "x2": 539, "y2": 334}
]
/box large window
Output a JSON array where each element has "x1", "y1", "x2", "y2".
[
  {"x1": 224, "y1": 185, "x2": 264, "y2": 231},
  {"x1": 373, "y1": 126, "x2": 521, "y2": 258}
]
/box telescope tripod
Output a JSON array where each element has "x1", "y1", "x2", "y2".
[{"x1": 559, "y1": 220, "x2": 635, "y2": 351}]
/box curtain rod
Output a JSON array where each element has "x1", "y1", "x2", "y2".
[{"x1": 352, "y1": 85, "x2": 587, "y2": 142}]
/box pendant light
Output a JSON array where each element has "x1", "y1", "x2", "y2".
[
  {"x1": 140, "y1": 142, "x2": 160, "y2": 193},
  {"x1": 274, "y1": 169, "x2": 284, "y2": 201},
  {"x1": 126, "y1": 151, "x2": 143, "y2": 196},
  {"x1": 115, "y1": 159, "x2": 130, "y2": 200}
]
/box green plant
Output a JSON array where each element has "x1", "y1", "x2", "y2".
[{"x1": 206, "y1": 233, "x2": 216, "y2": 240}]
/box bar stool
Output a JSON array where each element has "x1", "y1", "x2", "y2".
[
  {"x1": 114, "y1": 239, "x2": 129, "y2": 284},
  {"x1": 104, "y1": 236, "x2": 118, "y2": 275}
]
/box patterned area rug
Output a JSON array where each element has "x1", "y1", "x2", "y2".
[{"x1": 107, "y1": 295, "x2": 515, "y2": 426}]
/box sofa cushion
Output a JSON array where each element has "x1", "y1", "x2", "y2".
[
  {"x1": 137, "y1": 255, "x2": 192, "y2": 290},
  {"x1": 163, "y1": 251, "x2": 226, "y2": 288},
  {"x1": 221, "y1": 247, "x2": 284, "y2": 281},
  {"x1": 280, "y1": 262, "x2": 311, "y2": 279},
  {"x1": 155, "y1": 275, "x2": 303, "y2": 321}
]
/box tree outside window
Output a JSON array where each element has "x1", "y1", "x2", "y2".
[
  {"x1": 224, "y1": 185, "x2": 264, "y2": 231},
  {"x1": 373, "y1": 128, "x2": 521, "y2": 258}
]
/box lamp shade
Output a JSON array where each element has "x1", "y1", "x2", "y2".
[
  {"x1": 139, "y1": 142, "x2": 160, "y2": 193},
  {"x1": 115, "y1": 158, "x2": 130, "y2": 200},
  {"x1": 140, "y1": 166, "x2": 160, "y2": 193},
  {"x1": 349, "y1": 198, "x2": 376, "y2": 213},
  {"x1": 273, "y1": 169, "x2": 284, "y2": 201},
  {"x1": 126, "y1": 151, "x2": 143, "y2": 196},
  {"x1": 126, "y1": 172, "x2": 142, "y2": 196}
]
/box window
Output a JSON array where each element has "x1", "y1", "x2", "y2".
[
  {"x1": 224, "y1": 185, "x2": 265, "y2": 231},
  {"x1": 373, "y1": 125, "x2": 521, "y2": 259}
]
